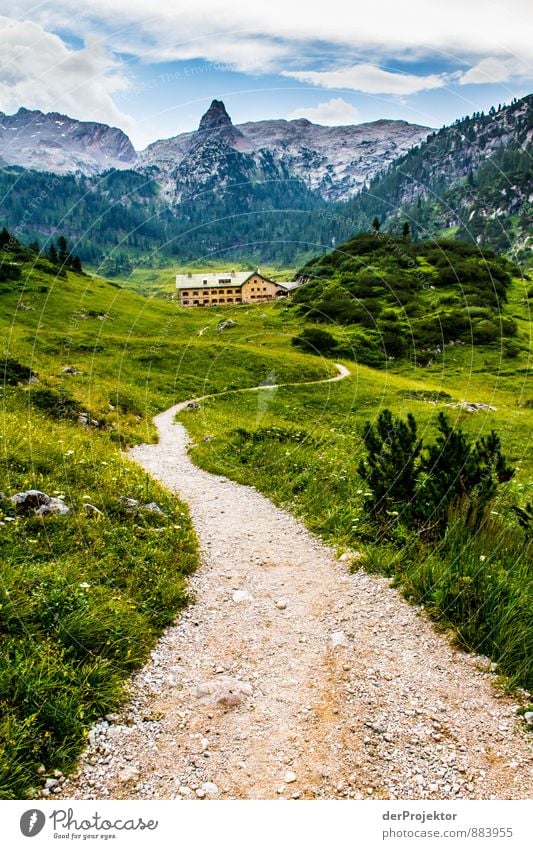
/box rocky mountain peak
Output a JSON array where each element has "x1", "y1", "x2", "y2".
[{"x1": 198, "y1": 100, "x2": 233, "y2": 133}]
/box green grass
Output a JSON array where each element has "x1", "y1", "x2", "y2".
[
  {"x1": 0, "y1": 391, "x2": 197, "y2": 798},
  {"x1": 1, "y1": 244, "x2": 531, "y2": 798},
  {"x1": 0, "y1": 255, "x2": 332, "y2": 798}
]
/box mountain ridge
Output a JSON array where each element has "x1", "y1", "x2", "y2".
[
  {"x1": 139, "y1": 100, "x2": 431, "y2": 201},
  {"x1": 0, "y1": 107, "x2": 136, "y2": 175},
  {"x1": 0, "y1": 100, "x2": 430, "y2": 202}
]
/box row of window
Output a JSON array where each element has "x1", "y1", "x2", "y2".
[
  {"x1": 181, "y1": 288, "x2": 239, "y2": 296},
  {"x1": 182, "y1": 298, "x2": 243, "y2": 305}
]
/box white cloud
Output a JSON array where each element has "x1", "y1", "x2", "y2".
[
  {"x1": 283, "y1": 64, "x2": 448, "y2": 95},
  {"x1": 9, "y1": 0, "x2": 533, "y2": 70},
  {"x1": 0, "y1": 17, "x2": 133, "y2": 129},
  {"x1": 459, "y1": 57, "x2": 531, "y2": 85},
  {"x1": 287, "y1": 98, "x2": 360, "y2": 125}
]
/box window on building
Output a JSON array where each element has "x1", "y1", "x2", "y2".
[
  {"x1": 235, "y1": 298, "x2": 242, "y2": 303},
  {"x1": 227, "y1": 298, "x2": 233, "y2": 303},
  {"x1": 226, "y1": 289, "x2": 233, "y2": 294},
  {"x1": 193, "y1": 300, "x2": 199, "y2": 305},
  {"x1": 203, "y1": 279, "x2": 208, "y2": 284},
  {"x1": 182, "y1": 300, "x2": 189, "y2": 305},
  {"x1": 219, "y1": 278, "x2": 231, "y2": 284},
  {"x1": 181, "y1": 291, "x2": 189, "y2": 296},
  {"x1": 212, "y1": 299, "x2": 217, "y2": 304},
  {"x1": 263, "y1": 287, "x2": 267, "y2": 291},
  {"x1": 203, "y1": 300, "x2": 209, "y2": 305}
]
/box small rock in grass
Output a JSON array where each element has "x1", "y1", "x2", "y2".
[
  {"x1": 524, "y1": 711, "x2": 533, "y2": 726},
  {"x1": 35, "y1": 497, "x2": 70, "y2": 516},
  {"x1": 11, "y1": 490, "x2": 69, "y2": 516},
  {"x1": 84, "y1": 503, "x2": 103, "y2": 517},
  {"x1": 338, "y1": 551, "x2": 361, "y2": 562},
  {"x1": 119, "y1": 497, "x2": 138, "y2": 510},
  {"x1": 141, "y1": 502, "x2": 164, "y2": 514}
]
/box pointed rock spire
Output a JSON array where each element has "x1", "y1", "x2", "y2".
[{"x1": 198, "y1": 100, "x2": 233, "y2": 133}]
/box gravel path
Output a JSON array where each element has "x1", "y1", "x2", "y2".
[{"x1": 59, "y1": 366, "x2": 531, "y2": 801}]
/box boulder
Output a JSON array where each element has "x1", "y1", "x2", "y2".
[
  {"x1": 35, "y1": 498, "x2": 70, "y2": 517},
  {"x1": 217, "y1": 319, "x2": 237, "y2": 332},
  {"x1": 119, "y1": 497, "x2": 138, "y2": 511},
  {"x1": 11, "y1": 490, "x2": 69, "y2": 516},
  {"x1": 141, "y1": 502, "x2": 164, "y2": 514}
]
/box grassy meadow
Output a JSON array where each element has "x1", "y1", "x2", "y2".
[
  {"x1": 0, "y1": 240, "x2": 531, "y2": 798},
  {"x1": 0, "y1": 251, "x2": 331, "y2": 798}
]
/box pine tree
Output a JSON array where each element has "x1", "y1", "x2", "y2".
[
  {"x1": 0, "y1": 227, "x2": 11, "y2": 249},
  {"x1": 48, "y1": 243, "x2": 58, "y2": 264},
  {"x1": 57, "y1": 235, "x2": 69, "y2": 265},
  {"x1": 371, "y1": 216, "x2": 381, "y2": 232},
  {"x1": 402, "y1": 221, "x2": 410, "y2": 240},
  {"x1": 358, "y1": 410, "x2": 422, "y2": 527},
  {"x1": 71, "y1": 255, "x2": 83, "y2": 273}
]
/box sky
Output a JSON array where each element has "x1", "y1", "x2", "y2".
[{"x1": 0, "y1": 0, "x2": 532, "y2": 149}]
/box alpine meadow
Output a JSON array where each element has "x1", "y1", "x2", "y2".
[{"x1": 0, "y1": 0, "x2": 532, "y2": 813}]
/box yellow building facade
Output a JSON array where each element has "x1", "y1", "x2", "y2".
[{"x1": 175, "y1": 270, "x2": 295, "y2": 306}]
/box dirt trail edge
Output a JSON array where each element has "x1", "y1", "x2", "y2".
[{"x1": 60, "y1": 364, "x2": 531, "y2": 800}]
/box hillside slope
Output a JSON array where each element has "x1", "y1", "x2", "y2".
[{"x1": 337, "y1": 95, "x2": 532, "y2": 258}]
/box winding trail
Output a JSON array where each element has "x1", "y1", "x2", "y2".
[{"x1": 61, "y1": 365, "x2": 531, "y2": 800}]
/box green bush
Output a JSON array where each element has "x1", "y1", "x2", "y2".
[
  {"x1": 291, "y1": 327, "x2": 337, "y2": 355},
  {"x1": 1, "y1": 357, "x2": 36, "y2": 386},
  {"x1": 358, "y1": 409, "x2": 514, "y2": 537},
  {"x1": 29, "y1": 385, "x2": 82, "y2": 420}
]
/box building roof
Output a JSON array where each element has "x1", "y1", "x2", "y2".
[
  {"x1": 176, "y1": 270, "x2": 257, "y2": 290},
  {"x1": 275, "y1": 280, "x2": 301, "y2": 291}
]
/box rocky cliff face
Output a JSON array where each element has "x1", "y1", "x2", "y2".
[
  {"x1": 0, "y1": 108, "x2": 137, "y2": 175},
  {"x1": 139, "y1": 100, "x2": 430, "y2": 201}
]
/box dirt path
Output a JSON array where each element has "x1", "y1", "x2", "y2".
[{"x1": 60, "y1": 366, "x2": 531, "y2": 801}]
